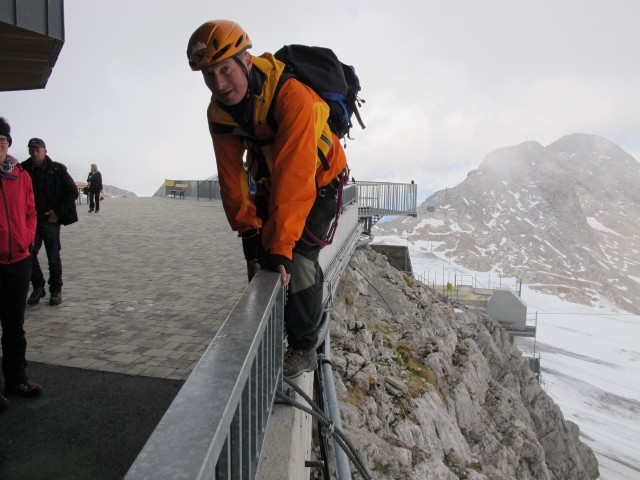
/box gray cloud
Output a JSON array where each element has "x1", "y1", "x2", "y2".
[{"x1": 1, "y1": 0, "x2": 638, "y2": 199}]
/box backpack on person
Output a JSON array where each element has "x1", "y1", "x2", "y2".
[{"x1": 273, "y1": 44, "x2": 365, "y2": 140}]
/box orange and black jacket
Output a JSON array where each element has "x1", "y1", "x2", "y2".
[{"x1": 208, "y1": 53, "x2": 347, "y2": 260}]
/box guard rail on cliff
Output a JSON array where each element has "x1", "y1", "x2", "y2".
[
  {"x1": 157, "y1": 178, "x2": 416, "y2": 222},
  {"x1": 125, "y1": 270, "x2": 284, "y2": 480},
  {"x1": 131, "y1": 180, "x2": 414, "y2": 479},
  {"x1": 355, "y1": 181, "x2": 417, "y2": 233},
  {"x1": 125, "y1": 204, "x2": 362, "y2": 480}
]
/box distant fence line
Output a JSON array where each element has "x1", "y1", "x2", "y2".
[
  {"x1": 414, "y1": 270, "x2": 521, "y2": 294},
  {"x1": 159, "y1": 180, "x2": 221, "y2": 200}
]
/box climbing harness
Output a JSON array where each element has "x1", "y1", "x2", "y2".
[{"x1": 300, "y1": 168, "x2": 350, "y2": 249}]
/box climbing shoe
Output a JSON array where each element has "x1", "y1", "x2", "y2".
[{"x1": 283, "y1": 347, "x2": 317, "y2": 379}]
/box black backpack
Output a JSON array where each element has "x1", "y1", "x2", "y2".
[{"x1": 273, "y1": 44, "x2": 365, "y2": 140}]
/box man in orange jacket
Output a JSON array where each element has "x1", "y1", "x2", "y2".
[{"x1": 188, "y1": 20, "x2": 347, "y2": 378}]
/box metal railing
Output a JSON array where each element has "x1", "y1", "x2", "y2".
[
  {"x1": 356, "y1": 181, "x2": 417, "y2": 218},
  {"x1": 125, "y1": 203, "x2": 363, "y2": 480},
  {"x1": 161, "y1": 180, "x2": 221, "y2": 200},
  {"x1": 342, "y1": 182, "x2": 357, "y2": 208},
  {"x1": 158, "y1": 180, "x2": 410, "y2": 213},
  {"x1": 414, "y1": 270, "x2": 521, "y2": 295},
  {"x1": 195, "y1": 180, "x2": 221, "y2": 200},
  {"x1": 132, "y1": 180, "x2": 410, "y2": 478},
  {"x1": 125, "y1": 270, "x2": 284, "y2": 480},
  {"x1": 324, "y1": 222, "x2": 363, "y2": 292}
]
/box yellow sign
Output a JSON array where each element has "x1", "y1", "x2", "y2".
[
  {"x1": 165, "y1": 180, "x2": 175, "y2": 187},
  {"x1": 447, "y1": 282, "x2": 452, "y2": 290}
]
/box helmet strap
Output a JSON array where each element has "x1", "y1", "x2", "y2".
[{"x1": 233, "y1": 52, "x2": 252, "y2": 99}]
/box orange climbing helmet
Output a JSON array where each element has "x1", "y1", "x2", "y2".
[{"x1": 187, "y1": 20, "x2": 252, "y2": 71}]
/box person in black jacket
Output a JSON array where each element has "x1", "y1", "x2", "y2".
[
  {"x1": 21, "y1": 138, "x2": 78, "y2": 306},
  {"x1": 86, "y1": 163, "x2": 103, "y2": 213}
]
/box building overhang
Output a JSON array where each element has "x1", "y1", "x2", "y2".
[{"x1": 0, "y1": 0, "x2": 65, "y2": 91}]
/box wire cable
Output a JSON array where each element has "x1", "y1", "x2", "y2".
[
  {"x1": 353, "y1": 267, "x2": 395, "y2": 315},
  {"x1": 278, "y1": 376, "x2": 373, "y2": 480}
]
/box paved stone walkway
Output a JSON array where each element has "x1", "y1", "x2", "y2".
[{"x1": 25, "y1": 196, "x2": 247, "y2": 381}]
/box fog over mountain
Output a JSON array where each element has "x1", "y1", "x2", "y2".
[
  {"x1": 103, "y1": 184, "x2": 137, "y2": 197},
  {"x1": 376, "y1": 134, "x2": 640, "y2": 314}
]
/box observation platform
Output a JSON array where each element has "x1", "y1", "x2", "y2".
[
  {"x1": 0, "y1": 197, "x2": 247, "y2": 480},
  {"x1": 27, "y1": 196, "x2": 247, "y2": 380}
]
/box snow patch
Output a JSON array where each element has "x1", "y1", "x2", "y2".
[
  {"x1": 415, "y1": 218, "x2": 445, "y2": 229},
  {"x1": 586, "y1": 217, "x2": 622, "y2": 237}
]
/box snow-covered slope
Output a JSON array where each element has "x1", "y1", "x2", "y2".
[{"x1": 398, "y1": 248, "x2": 640, "y2": 480}]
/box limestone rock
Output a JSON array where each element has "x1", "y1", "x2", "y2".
[{"x1": 327, "y1": 247, "x2": 598, "y2": 479}]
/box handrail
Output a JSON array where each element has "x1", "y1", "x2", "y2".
[
  {"x1": 127, "y1": 191, "x2": 380, "y2": 479},
  {"x1": 324, "y1": 221, "x2": 364, "y2": 295},
  {"x1": 342, "y1": 182, "x2": 357, "y2": 208},
  {"x1": 125, "y1": 270, "x2": 284, "y2": 480}
]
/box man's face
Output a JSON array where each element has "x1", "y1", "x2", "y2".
[
  {"x1": 29, "y1": 146, "x2": 47, "y2": 165},
  {"x1": 202, "y1": 53, "x2": 251, "y2": 105},
  {"x1": 0, "y1": 136, "x2": 8, "y2": 162}
]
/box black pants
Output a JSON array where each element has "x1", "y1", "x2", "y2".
[
  {"x1": 0, "y1": 257, "x2": 31, "y2": 388},
  {"x1": 285, "y1": 192, "x2": 338, "y2": 351},
  {"x1": 30, "y1": 220, "x2": 63, "y2": 293},
  {"x1": 251, "y1": 182, "x2": 338, "y2": 350},
  {"x1": 89, "y1": 191, "x2": 100, "y2": 212}
]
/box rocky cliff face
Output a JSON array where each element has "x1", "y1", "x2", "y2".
[
  {"x1": 375, "y1": 133, "x2": 640, "y2": 313},
  {"x1": 329, "y1": 247, "x2": 598, "y2": 479}
]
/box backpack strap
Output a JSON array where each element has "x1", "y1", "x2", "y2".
[
  {"x1": 265, "y1": 72, "x2": 292, "y2": 134},
  {"x1": 266, "y1": 73, "x2": 331, "y2": 172}
]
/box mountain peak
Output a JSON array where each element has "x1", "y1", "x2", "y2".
[
  {"x1": 547, "y1": 133, "x2": 619, "y2": 155},
  {"x1": 375, "y1": 134, "x2": 640, "y2": 313},
  {"x1": 476, "y1": 140, "x2": 557, "y2": 181}
]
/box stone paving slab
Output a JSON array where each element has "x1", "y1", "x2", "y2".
[{"x1": 24, "y1": 196, "x2": 247, "y2": 380}]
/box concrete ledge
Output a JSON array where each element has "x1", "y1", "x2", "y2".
[
  {"x1": 256, "y1": 372, "x2": 314, "y2": 480},
  {"x1": 258, "y1": 372, "x2": 314, "y2": 480}
]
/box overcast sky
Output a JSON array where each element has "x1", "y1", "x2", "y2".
[{"x1": 1, "y1": 0, "x2": 638, "y2": 199}]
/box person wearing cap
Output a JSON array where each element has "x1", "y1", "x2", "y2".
[
  {"x1": 187, "y1": 20, "x2": 347, "y2": 378},
  {"x1": 0, "y1": 117, "x2": 43, "y2": 410},
  {"x1": 86, "y1": 163, "x2": 103, "y2": 213},
  {"x1": 21, "y1": 138, "x2": 78, "y2": 306}
]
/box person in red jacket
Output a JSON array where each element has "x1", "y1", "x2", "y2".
[
  {"x1": 187, "y1": 21, "x2": 347, "y2": 378},
  {"x1": 0, "y1": 117, "x2": 43, "y2": 412}
]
